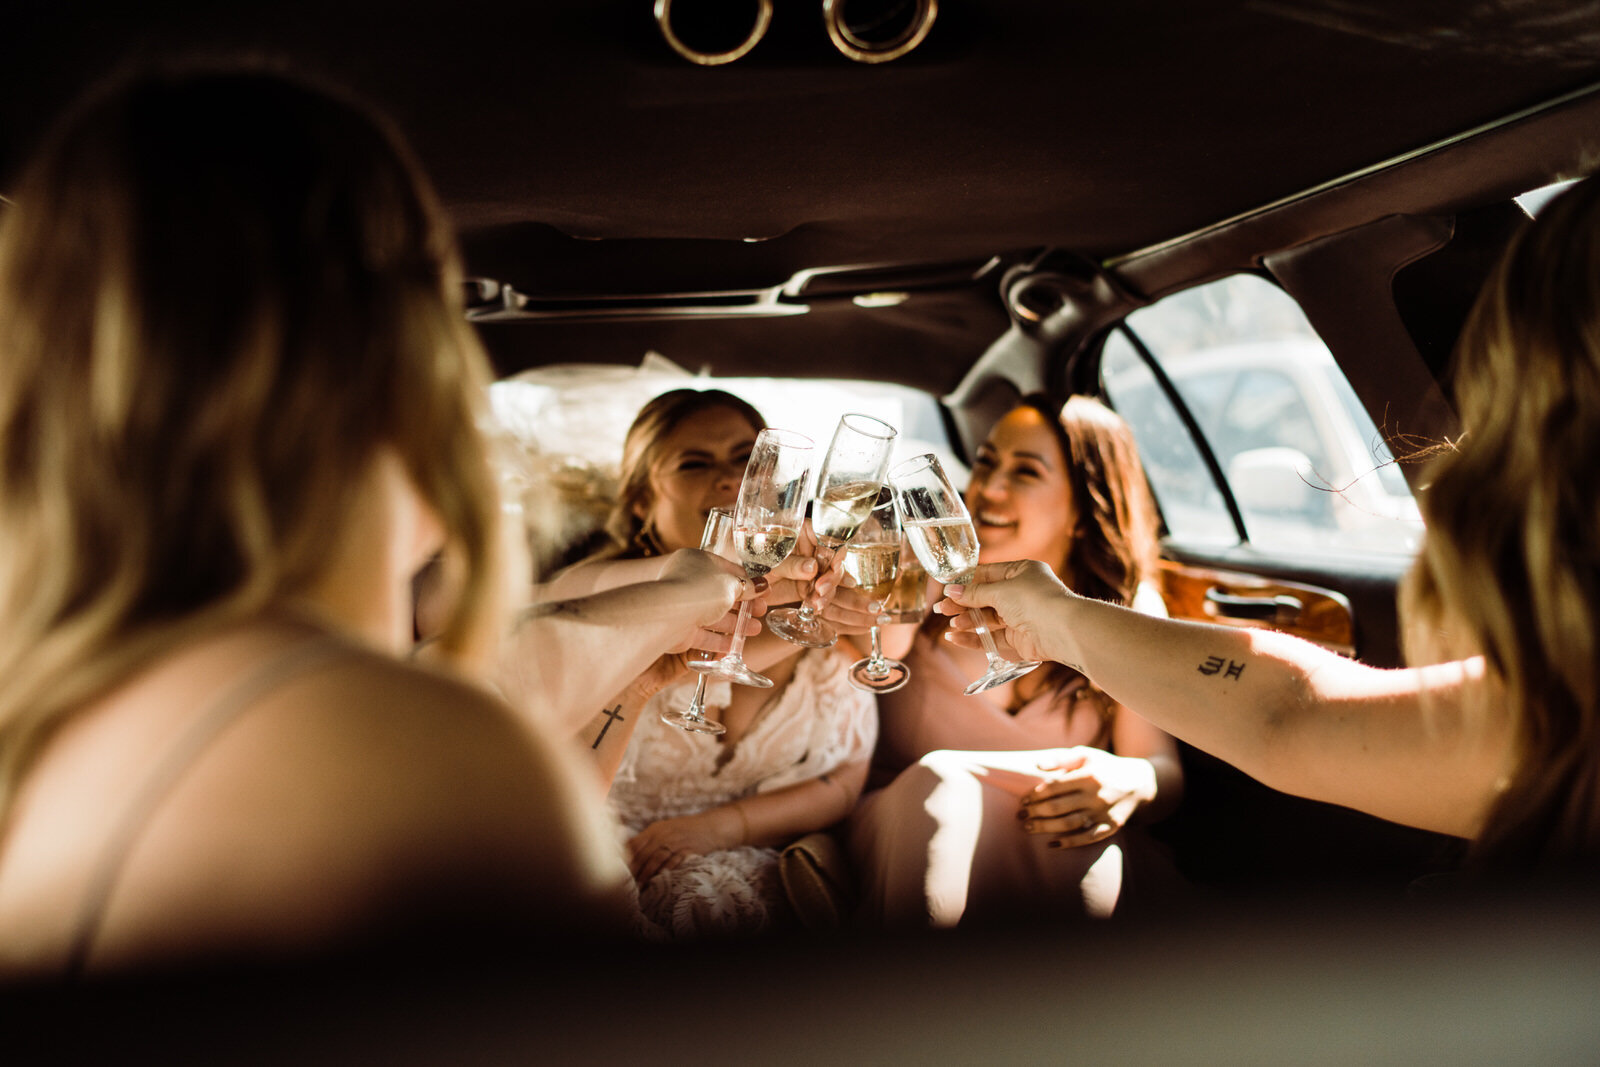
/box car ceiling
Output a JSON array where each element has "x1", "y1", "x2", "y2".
[{"x1": 4, "y1": 1, "x2": 1600, "y2": 386}]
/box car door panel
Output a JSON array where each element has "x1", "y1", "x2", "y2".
[{"x1": 1158, "y1": 558, "x2": 1356, "y2": 657}]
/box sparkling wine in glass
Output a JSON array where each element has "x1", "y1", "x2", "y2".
[
  {"x1": 845, "y1": 493, "x2": 913, "y2": 694},
  {"x1": 766, "y1": 413, "x2": 897, "y2": 649},
  {"x1": 881, "y1": 549, "x2": 931, "y2": 625},
  {"x1": 699, "y1": 428, "x2": 813, "y2": 689},
  {"x1": 891, "y1": 453, "x2": 1040, "y2": 696},
  {"x1": 663, "y1": 507, "x2": 737, "y2": 734}
]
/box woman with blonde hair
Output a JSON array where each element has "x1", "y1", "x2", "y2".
[
  {"x1": 0, "y1": 64, "x2": 754, "y2": 977},
  {"x1": 941, "y1": 173, "x2": 1600, "y2": 881},
  {"x1": 849, "y1": 395, "x2": 1182, "y2": 927},
  {"x1": 545, "y1": 388, "x2": 877, "y2": 939}
]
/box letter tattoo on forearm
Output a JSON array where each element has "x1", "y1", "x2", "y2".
[
  {"x1": 593, "y1": 704, "x2": 625, "y2": 748},
  {"x1": 1198, "y1": 654, "x2": 1246, "y2": 680}
]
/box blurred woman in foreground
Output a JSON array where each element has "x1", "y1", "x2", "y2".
[{"x1": 0, "y1": 64, "x2": 753, "y2": 978}]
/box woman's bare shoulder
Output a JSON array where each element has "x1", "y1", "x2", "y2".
[{"x1": 89, "y1": 626, "x2": 627, "y2": 967}]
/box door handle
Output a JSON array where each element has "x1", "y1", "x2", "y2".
[{"x1": 1204, "y1": 588, "x2": 1304, "y2": 626}]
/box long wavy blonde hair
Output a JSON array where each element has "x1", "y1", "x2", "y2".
[
  {"x1": 603, "y1": 388, "x2": 765, "y2": 558},
  {"x1": 1401, "y1": 174, "x2": 1600, "y2": 874},
  {"x1": 0, "y1": 64, "x2": 505, "y2": 821}
]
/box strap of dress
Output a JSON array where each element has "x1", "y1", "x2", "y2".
[{"x1": 63, "y1": 634, "x2": 350, "y2": 979}]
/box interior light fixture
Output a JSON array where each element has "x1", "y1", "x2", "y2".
[
  {"x1": 822, "y1": 0, "x2": 938, "y2": 64},
  {"x1": 852, "y1": 291, "x2": 911, "y2": 308},
  {"x1": 655, "y1": 0, "x2": 773, "y2": 66}
]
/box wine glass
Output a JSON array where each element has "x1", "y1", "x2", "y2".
[
  {"x1": 881, "y1": 541, "x2": 931, "y2": 628},
  {"x1": 695, "y1": 428, "x2": 814, "y2": 689},
  {"x1": 681, "y1": 506, "x2": 760, "y2": 686},
  {"x1": 845, "y1": 492, "x2": 913, "y2": 694},
  {"x1": 891, "y1": 452, "x2": 1040, "y2": 696},
  {"x1": 662, "y1": 507, "x2": 737, "y2": 734},
  {"x1": 767, "y1": 413, "x2": 897, "y2": 649}
]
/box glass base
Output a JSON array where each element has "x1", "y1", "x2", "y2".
[
  {"x1": 847, "y1": 657, "x2": 910, "y2": 694},
  {"x1": 687, "y1": 655, "x2": 774, "y2": 689},
  {"x1": 660, "y1": 708, "x2": 727, "y2": 735},
  {"x1": 765, "y1": 606, "x2": 837, "y2": 649},
  {"x1": 962, "y1": 658, "x2": 1042, "y2": 696}
]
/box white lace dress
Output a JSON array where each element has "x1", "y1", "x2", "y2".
[{"x1": 608, "y1": 647, "x2": 877, "y2": 939}]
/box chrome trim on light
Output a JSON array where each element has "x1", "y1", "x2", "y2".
[
  {"x1": 655, "y1": 0, "x2": 773, "y2": 66},
  {"x1": 823, "y1": 0, "x2": 937, "y2": 64}
]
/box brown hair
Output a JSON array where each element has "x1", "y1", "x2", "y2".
[
  {"x1": 603, "y1": 388, "x2": 766, "y2": 557},
  {"x1": 1041, "y1": 394, "x2": 1163, "y2": 606},
  {"x1": 935, "y1": 394, "x2": 1162, "y2": 735},
  {"x1": 0, "y1": 64, "x2": 504, "y2": 818},
  {"x1": 1028, "y1": 395, "x2": 1162, "y2": 734},
  {"x1": 1401, "y1": 174, "x2": 1600, "y2": 875}
]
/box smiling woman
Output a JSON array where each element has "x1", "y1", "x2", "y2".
[
  {"x1": 610, "y1": 389, "x2": 766, "y2": 557},
  {"x1": 535, "y1": 388, "x2": 878, "y2": 940},
  {"x1": 849, "y1": 395, "x2": 1183, "y2": 928}
]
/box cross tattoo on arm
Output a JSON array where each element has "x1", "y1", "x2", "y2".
[{"x1": 593, "y1": 704, "x2": 625, "y2": 748}]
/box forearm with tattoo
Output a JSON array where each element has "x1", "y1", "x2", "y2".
[{"x1": 1197, "y1": 654, "x2": 1246, "y2": 680}]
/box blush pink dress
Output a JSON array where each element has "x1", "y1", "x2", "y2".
[{"x1": 849, "y1": 584, "x2": 1174, "y2": 928}]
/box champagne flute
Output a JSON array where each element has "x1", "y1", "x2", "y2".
[
  {"x1": 845, "y1": 492, "x2": 913, "y2": 694},
  {"x1": 891, "y1": 452, "x2": 1041, "y2": 696},
  {"x1": 662, "y1": 507, "x2": 737, "y2": 734},
  {"x1": 697, "y1": 428, "x2": 814, "y2": 689},
  {"x1": 682, "y1": 505, "x2": 762, "y2": 686},
  {"x1": 767, "y1": 413, "x2": 897, "y2": 649},
  {"x1": 882, "y1": 545, "x2": 931, "y2": 627}
]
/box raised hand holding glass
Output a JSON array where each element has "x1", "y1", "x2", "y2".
[
  {"x1": 662, "y1": 507, "x2": 737, "y2": 734},
  {"x1": 891, "y1": 453, "x2": 1040, "y2": 695},
  {"x1": 766, "y1": 413, "x2": 897, "y2": 648},
  {"x1": 695, "y1": 428, "x2": 813, "y2": 689}
]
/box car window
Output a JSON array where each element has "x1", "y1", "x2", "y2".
[
  {"x1": 1101, "y1": 273, "x2": 1424, "y2": 556},
  {"x1": 1217, "y1": 368, "x2": 1331, "y2": 474}
]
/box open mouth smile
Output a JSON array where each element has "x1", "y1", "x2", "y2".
[{"x1": 974, "y1": 510, "x2": 1017, "y2": 530}]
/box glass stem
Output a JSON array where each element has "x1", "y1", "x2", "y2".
[
  {"x1": 684, "y1": 674, "x2": 710, "y2": 721},
  {"x1": 725, "y1": 598, "x2": 754, "y2": 662},
  {"x1": 971, "y1": 606, "x2": 1008, "y2": 666},
  {"x1": 866, "y1": 625, "x2": 887, "y2": 676}
]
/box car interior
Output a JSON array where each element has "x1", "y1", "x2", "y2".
[{"x1": 6, "y1": 0, "x2": 1600, "y2": 1058}]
